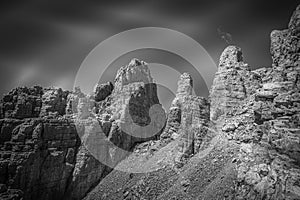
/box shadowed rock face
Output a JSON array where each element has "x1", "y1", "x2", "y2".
[
  {"x1": 0, "y1": 86, "x2": 43, "y2": 119},
  {"x1": 0, "y1": 59, "x2": 164, "y2": 200},
  {"x1": 94, "y1": 82, "x2": 114, "y2": 102}
]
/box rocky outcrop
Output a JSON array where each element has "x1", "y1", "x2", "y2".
[
  {"x1": 40, "y1": 88, "x2": 69, "y2": 117},
  {"x1": 160, "y1": 73, "x2": 210, "y2": 164},
  {"x1": 212, "y1": 5, "x2": 300, "y2": 199},
  {"x1": 94, "y1": 82, "x2": 113, "y2": 102},
  {"x1": 0, "y1": 87, "x2": 81, "y2": 199},
  {"x1": 176, "y1": 95, "x2": 209, "y2": 159},
  {"x1": 83, "y1": 5, "x2": 299, "y2": 200},
  {"x1": 209, "y1": 46, "x2": 260, "y2": 124},
  {"x1": 0, "y1": 59, "x2": 165, "y2": 200},
  {"x1": 66, "y1": 59, "x2": 165, "y2": 199},
  {"x1": 1, "y1": 5, "x2": 299, "y2": 200},
  {"x1": 0, "y1": 118, "x2": 79, "y2": 200},
  {"x1": 160, "y1": 73, "x2": 193, "y2": 140},
  {"x1": 107, "y1": 58, "x2": 165, "y2": 143},
  {"x1": 114, "y1": 58, "x2": 153, "y2": 93},
  {"x1": 0, "y1": 86, "x2": 43, "y2": 119}
]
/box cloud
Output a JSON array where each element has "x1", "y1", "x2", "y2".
[{"x1": 0, "y1": 0, "x2": 299, "y2": 97}]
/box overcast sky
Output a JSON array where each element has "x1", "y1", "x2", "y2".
[{"x1": 0, "y1": 0, "x2": 298, "y2": 109}]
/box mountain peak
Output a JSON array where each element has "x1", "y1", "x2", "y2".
[
  {"x1": 114, "y1": 58, "x2": 153, "y2": 91},
  {"x1": 219, "y1": 45, "x2": 243, "y2": 69},
  {"x1": 176, "y1": 72, "x2": 193, "y2": 96}
]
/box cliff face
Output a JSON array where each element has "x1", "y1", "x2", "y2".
[
  {"x1": 85, "y1": 5, "x2": 299, "y2": 200},
  {"x1": 160, "y1": 73, "x2": 210, "y2": 165},
  {"x1": 0, "y1": 59, "x2": 164, "y2": 200},
  {"x1": 0, "y1": 5, "x2": 299, "y2": 200},
  {"x1": 233, "y1": 5, "x2": 300, "y2": 199},
  {"x1": 209, "y1": 5, "x2": 300, "y2": 199},
  {"x1": 0, "y1": 86, "x2": 80, "y2": 200}
]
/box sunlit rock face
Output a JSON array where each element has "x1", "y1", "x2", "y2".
[
  {"x1": 209, "y1": 46, "x2": 260, "y2": 124},
  {"x1": 67, "y1": 59, "x2": 165, "y2": 200},
  {"x1": 39, "y1": 88, "x2": 69, "y2": 117},
  {"x1": 216, "y1": 6, "x2": 300, "y2": 199},
  {"x1": 114, "y1": 58, "x2": 153, "y2": 92},
  {"x1": 288, "y1": 4, "x2": 300, "y2": 37},
  {"x1": 104, "y1": 58, "x2": 165, "y2": 143},
  {"x1": 176, "y1": 72, "x2": 193, "y2": 96},
  {"x1": 160, "y1": 73, "x2": 209, "y2": 165}
]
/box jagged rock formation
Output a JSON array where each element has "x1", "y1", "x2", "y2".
[
  {"x1": 209, "y1": 46, "x2": 260, "y2": 123},
  {"x1": 209, "y1": 5, "x2": 300, "y2": 199},
  {"x1": 66, "y1": 59, "x2": 165, "y2": 200},
  {"x1": 160, "y1": 73, "x2": 194, "y2": 140},
  {"x1": 0, "y1": 59, "x2": 165, "y2": 200},
  {"x1": 85, "y1": 5, "x2": 299, "y2": 200},
  {"x1": 232, "y1": 6, "x2": 300, "y2": 199},
  {"x1": 0, "y1": 86, "x2": 43, "y2": 119},
  {"x1": 0, "y1": 5, "x2": 299, "y2": 200},
  {"x1": 0, "y1": 116, "x2": 80, "y2": 200},
  {"x1": 160, "y1": 73, "x2": 210, "y2": 164},
  {"x1": 94, "y1": 82, "x2": 114, "y2": 102},
  {"x1": 114, "y1": 58, "x2": 153, "y2": 92}
]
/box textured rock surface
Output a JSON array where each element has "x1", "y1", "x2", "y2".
[
  {"x1": 0, "y1": 118, "x2": 79, "y2": 200},
  {"x1": 233, "y1": 9, "x2": 300, "y2": 199},
  {"x1": 66, "y1": 59, "x2": 165, "y2": 199},
  {"x1": 40, "y1": 88, "x2": 69, "y2": 117},
  {"x1": 160, "y1": 73, "x2": 210, "y2": 164},
  {"x1": 94, "y1": 82, "x2": 113, "y2": 102},
  {"x1": 0, "y1": 59, "x2": 164, "y2": 200},
  {"x1": 114, "y1": 58, "x2": 153, "y2": 93},
  {"x1": 85, "y1": 6, "x2": 300, "y2": 200},
  {"x1": 209, "y1": 46, "x2": 260, "y2": 123},
  {"x1": 1, "y1": 5, "x2": 300, "y2": 200},
  {"x1": 0, "y1": 86, "x2": 43, "y2": 119},
  {"x1": 212, "y1": 6, "x2": 300, "y2": 200}
]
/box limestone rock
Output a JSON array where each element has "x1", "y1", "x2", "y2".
[
  {"x1": 40, "y1": 88, "x2": 69, "y2": 117},
  {"x1": 0, "y1": 118, "x2": 80, "y2": 200},
  {"x1": 114, "y1": 58, "x2": 153, "y2": 92},
  {"x1": 65, "y1": 86, "x2": 85, "y2": 115},
  {"x1": 0, "y1": 5, "x2": 299, "y2": 200},
  {"x1": 65, "y1": 144, "x2": 108, "y2": 200},
  {"x1": 209, "y1": 46, "x2": 253, "y2": 122},
  {"x1": 288, "y1": 4, "x2": 300, "y2": 36},
  {"x1": 106, "y1": 59, "x2": 165, "y2": 143},
  {"x1": 77, "y1": 97, "x2": 91, "y2": 119},
  {"x1": 231, "y1": 5, "x2": 300, "y2": 199},
  {"x1": 160, "y1": 73, "x2": 209, "y2": 165},
  {"x1": 176, "y1": 72, "x2": 193, "y2": 96},
  {"x1": 66, "y1": 59, "x2": 165, "y2": 199},
  {"x1": 0, "y1": 86, "x2": 43, "y2": 119},
  {"x1": 94, "y1": 82, "x2": 114, "y2": 102}
]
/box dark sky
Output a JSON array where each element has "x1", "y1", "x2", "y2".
[{"x1": 0, "y1": 0, "x2": 298, "y2": 103}]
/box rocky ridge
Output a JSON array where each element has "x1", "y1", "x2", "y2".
[
  {"x1": 209, "y1": 5, "x2": 300, "y2": 199},
  {"x1": 85, "y1": 5, "x2": 300, "y2": 200},
  {"x1": 0, "y1": 59, "x2": 165, "y2": 200},
  {"x1": 0, "y1": 4, "x2": 299, "y2": 200}
]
